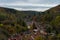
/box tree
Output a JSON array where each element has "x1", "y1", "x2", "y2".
[{"x1": 50, "y1": 16, "x2": 60, "y2": 33}]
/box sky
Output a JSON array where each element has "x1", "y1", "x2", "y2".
[{"x1": 0, "y1": 0, "x2": 60, "y2": 11}]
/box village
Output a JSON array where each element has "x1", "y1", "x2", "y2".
[{"x1": 8, "y1": 20, "x2": 48, "y2": 40}]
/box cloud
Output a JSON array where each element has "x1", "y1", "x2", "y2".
[
  {"x1": 0, "y1": 0, "x2": 59, "y2": 11},
  {"x1": 13, "y1": 8, "x2": 50, "y2": 11},
  {"x1": 0, "y1": 0, "x2": 60, "y2": 4},
  {"x1": 0, "y1": 2, "x2": 58, "y2": 7}
]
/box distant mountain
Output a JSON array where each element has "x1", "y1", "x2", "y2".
[{"x1": 45, "y1": 5, "x2": 60, "y2": 14}]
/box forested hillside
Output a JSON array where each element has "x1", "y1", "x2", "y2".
[{"x1": 0, "y1": 5, "x2": 60, "y2": 40}]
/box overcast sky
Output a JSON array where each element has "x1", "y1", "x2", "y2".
[{"x1": 0, "y1": 0, "x2": 60, "y2": 11}]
